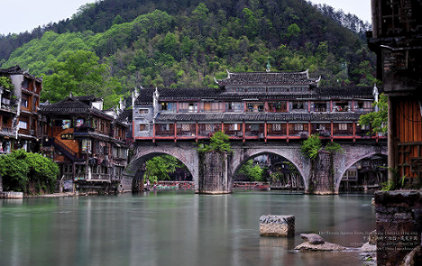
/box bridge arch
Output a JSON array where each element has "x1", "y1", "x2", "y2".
[
  {"x1": 334, "y1": 145, "x2": 388, "y2": 193},
  {"x1": 230, "y1": 147, "x2": 310, "y2": 191},
  {"x1": 122, "y1": 143, "x2": 199, "y2": 192}
]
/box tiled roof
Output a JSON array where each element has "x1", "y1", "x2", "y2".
[
  {"x1": 117, "y1": 109, "x2": 132, "y2": 122},
  {"x1": 216, "y1": 70, "x2": 319, "y2": 86},
  {"x1": 0, "y1": 65, "x2": 42, "y2": 82},
  {"x1": 39, "y1": 96, "x2": 113, "y2": 120},
  {"x1": 155, "y1": 112, "x2": 363, "y2": 122},
  {"x1": 135, "y1": 86, "x2": 375, "y2": 104}
]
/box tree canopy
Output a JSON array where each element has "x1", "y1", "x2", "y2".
[
  {"x1": 358, "y1": 94, "x2": 388, "y2": 135},
  {"x1": 1, "y1": 0, "x2": 376, "y2": 105},
  {"x1": 0, "y1": 149, "x2": 59, "y2": 194}
]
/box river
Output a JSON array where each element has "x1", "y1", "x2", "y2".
[{"x1": 0, "y1": 192, "x2": 375, "y2": 266}]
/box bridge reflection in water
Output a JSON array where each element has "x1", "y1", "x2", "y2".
[{"x1": 0, "y1": 192, "x2": 375, "y2": 266}]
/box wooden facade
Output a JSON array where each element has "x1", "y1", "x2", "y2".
[
  {"x1": 133, "y1": 71, "x2": 384, "y2": 144},
  {"x1": 0, "y1": 66, "x2": 43, "y2": 154},
  {"x1": 39, "y1": 96, "x2": 129, "y2": 191},
  {"x1": 369, "y1": 0, "x2": 422, "y2": 181}
]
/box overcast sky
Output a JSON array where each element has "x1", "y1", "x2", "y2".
[{"x1": 0, "y1": 0, "x2": 371, "y2": 35}]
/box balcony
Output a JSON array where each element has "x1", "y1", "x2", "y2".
[
  {"x1": 244, "y1": 124, "x2": 265, "y2": 138},
  {"x1": 155, "y1": 124, "x2": 175, "y2": 137},
  {"x1": 267, "y1": 123, "x2": 287, "y2": 136},
  {"x1": 198, "y1": 124, "x2": 222, "y2": 137}
]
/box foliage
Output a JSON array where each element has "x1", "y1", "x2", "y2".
[
  {"x1": 0, "y1": 76, "x2": 13, "y2": 90},
  {"x1": 0, "y1": 149, "x2": 59, "y2": 194},
  {"x1": 41, "y1": 50, "x2": 123, "y2": 108},
  {"x1": 1, "y1": 0, "x2": 376, "y2": 99},
  {"x1": 301, "y1": 134, "x2": 322, "y2": 160},
  {"x1": 198, "y1": 131, "x2": 231, "y2": 153},
  {"x1": 359, "y1": 94, "x2": 388, "y2": 135},
  {"x1": 238, "y1": 159, "x2": 264, "y2": 181},
  {"x1": 324, "y1": 141, "x2": 343, "y2": 154},
  {"x1": 144, "y1": 155, "x2": 182, "y2": 182}
]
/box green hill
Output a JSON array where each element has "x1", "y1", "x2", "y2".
[{"x1": 0, "y1": 0, "x2": 375, "y2": 108}]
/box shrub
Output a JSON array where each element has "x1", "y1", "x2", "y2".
[
  {"x1": 198, "y1": 131, "x2": 231, "y2": 153},
  {"x1": 301, "y1": 134, "x2": 322, "y2": 159},
  {"x1": 0, "y1": 149, "x2": 59, "y2": 194}
]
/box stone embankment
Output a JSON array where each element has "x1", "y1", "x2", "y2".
[{"x1": 0, "y1": 192, "x2": 24, "y2": 199}]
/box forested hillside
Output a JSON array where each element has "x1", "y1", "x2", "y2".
[{"x1": 0, "y1": 0, "x2": 376, "y2": 108}]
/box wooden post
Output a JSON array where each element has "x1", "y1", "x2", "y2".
[
  {"x1": 264, "y1": 122, "x2": 267, "y2": 143},
  {"x1": 286, "y1": 122, "x2": 290, "y2": 143},
  {"x1": 242, "y1": 122, "x2": 246, "y2": 143},
  {"x1": 308, "y1": 100, "x2": 311, "y2": 112},
  {"x1": 221, "y1": 122, "x2": 224, "y2": 133},
  {"x1": 195, "y1": 122, "x2": 199, "y2": 142},
  {"x1": 353, "y1": 122, "x2": 356, "y2": 142},
  {"x1": 176, "y1": 102, "x2": 179, "y2": 112},
  {"x1": 174, "y1": 122, "x2": 177, "y2": 142},
  {"x1": 308, "y1": 122, "x2": 311, "y2": 136},
  {"x1": 330, "y1": 100, "x2": 333, "y2": 112},
  {"x1": 153, "y1": 124, "x2": 156, "y2": 143},
  {"x1": 330, "y1": 121, "x2": 334, "y2": 141}
]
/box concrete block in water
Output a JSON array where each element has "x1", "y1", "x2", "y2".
[{"x1": 259, "y1": 215, "x2": 295, "y2": 237}]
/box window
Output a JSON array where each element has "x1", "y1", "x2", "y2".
[
  {"x1": 247, "y1": 103, "x2": 265, "y2": 112},
  {"x1": 364, "y1": 101, "x2": 373, "y2": 109},
  {"x1": 229, "y1": 124, "x2": 241, "y2": 131},
  {"x1": 360, "y1": 124, "x2": 369, "y2": 130},
  {"x1": 160, "y1": 124, "x2": 171, "y2": 131},
  {"x1": 188, "y1": 103, "x2": 197, "y2": 113},
  {"x1": 76, "y1": 119, "x2": 84, "y2": 128},
  {"x1": 139, "y1": 124, "x2": 148, "y2": 132},
  {"x1": 32, "y1": 97, "x2": 37, "y2": 111},
  {"x1": 273, "y1": 124, "x2": 282, "y2": 131},
  {"x1": 292, "y1": 101, "x2": 304, "y2": 110},
  {"x1": 181, "y1": 124, "x2": 191, "y2": 131},
  {"x1": 161, "y1": 102, "x2": 175, "y2": 111},
  {"x1": 339, "y1": 124, "x2": 348, "y2": 130},
  {"x1": 18, "y1": 120, "x2": 28, "y2": 129},
  {"x1": 21, "y1": 96, "x2": 28, "y2": 108},
  {"x1": 227, "y1": 102, "x2": 243, "y2": 112},
  {"x1": 138, "y1": 108, "x2": 149, "y2": 114},
  {"x1": 62, "y1": 120, "x2": 71, "y2": 129},
  {"x1": 294, "y1": 124, "x2": 303, "y2": 131},
  {"x1": 82, "y1": 139, "x2": 92, "y2": 153}
]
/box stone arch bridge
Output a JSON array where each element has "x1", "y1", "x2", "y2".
[{"x1": 122, "y1": 141, "x2": 387, "y2": 194}]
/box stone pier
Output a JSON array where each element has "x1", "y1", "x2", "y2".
[
  {"x1": 311, "y1": 151, "x2": 334, "y2": 194},
  {"x1": 198, "y1": 151, "x2": 232, "y2": 194}
]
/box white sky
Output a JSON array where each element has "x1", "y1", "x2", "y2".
[
  {"x1": 0, "y1": 0, "x2": 97, "y2": 35},
  {"x1": 308, "y1": 0, "x2": 371, "y2": 23},
  {"x1": 0, "y1": 0, "x2": 371, "y2": 35}
]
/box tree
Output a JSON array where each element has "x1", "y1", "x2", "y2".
[
  {"x1": 0, "y1": 76, "x2": 13, "y2": 89},
  {"x1": 301, "y1": 134, "x2": 322, "y2": 160},
  {"x1": 0, "y1": 149, "x2": 59, "y2": 194},
  {"x1": 42, "y1": 50, "x2": 121, "y2": 108},
  {"x1": 238, "y1": 159, "x2": 263, "y2": 181},
  {"x1": 358, "y1": 93, "x2": 388, "y2": 135},
  {"x1": 198, "y1": 131, "x2": 231, "y2": 153},
  {"x1": 144, "y1": 155, "x2": 182, "y2": 182}
]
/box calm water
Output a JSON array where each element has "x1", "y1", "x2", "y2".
[{"x1": 0, "y1": 192, "x2": 375, "y2": 266}]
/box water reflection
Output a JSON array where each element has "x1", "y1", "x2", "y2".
[{"x1": 0, "y1": 192, "x2": 375, "y2": 266}]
